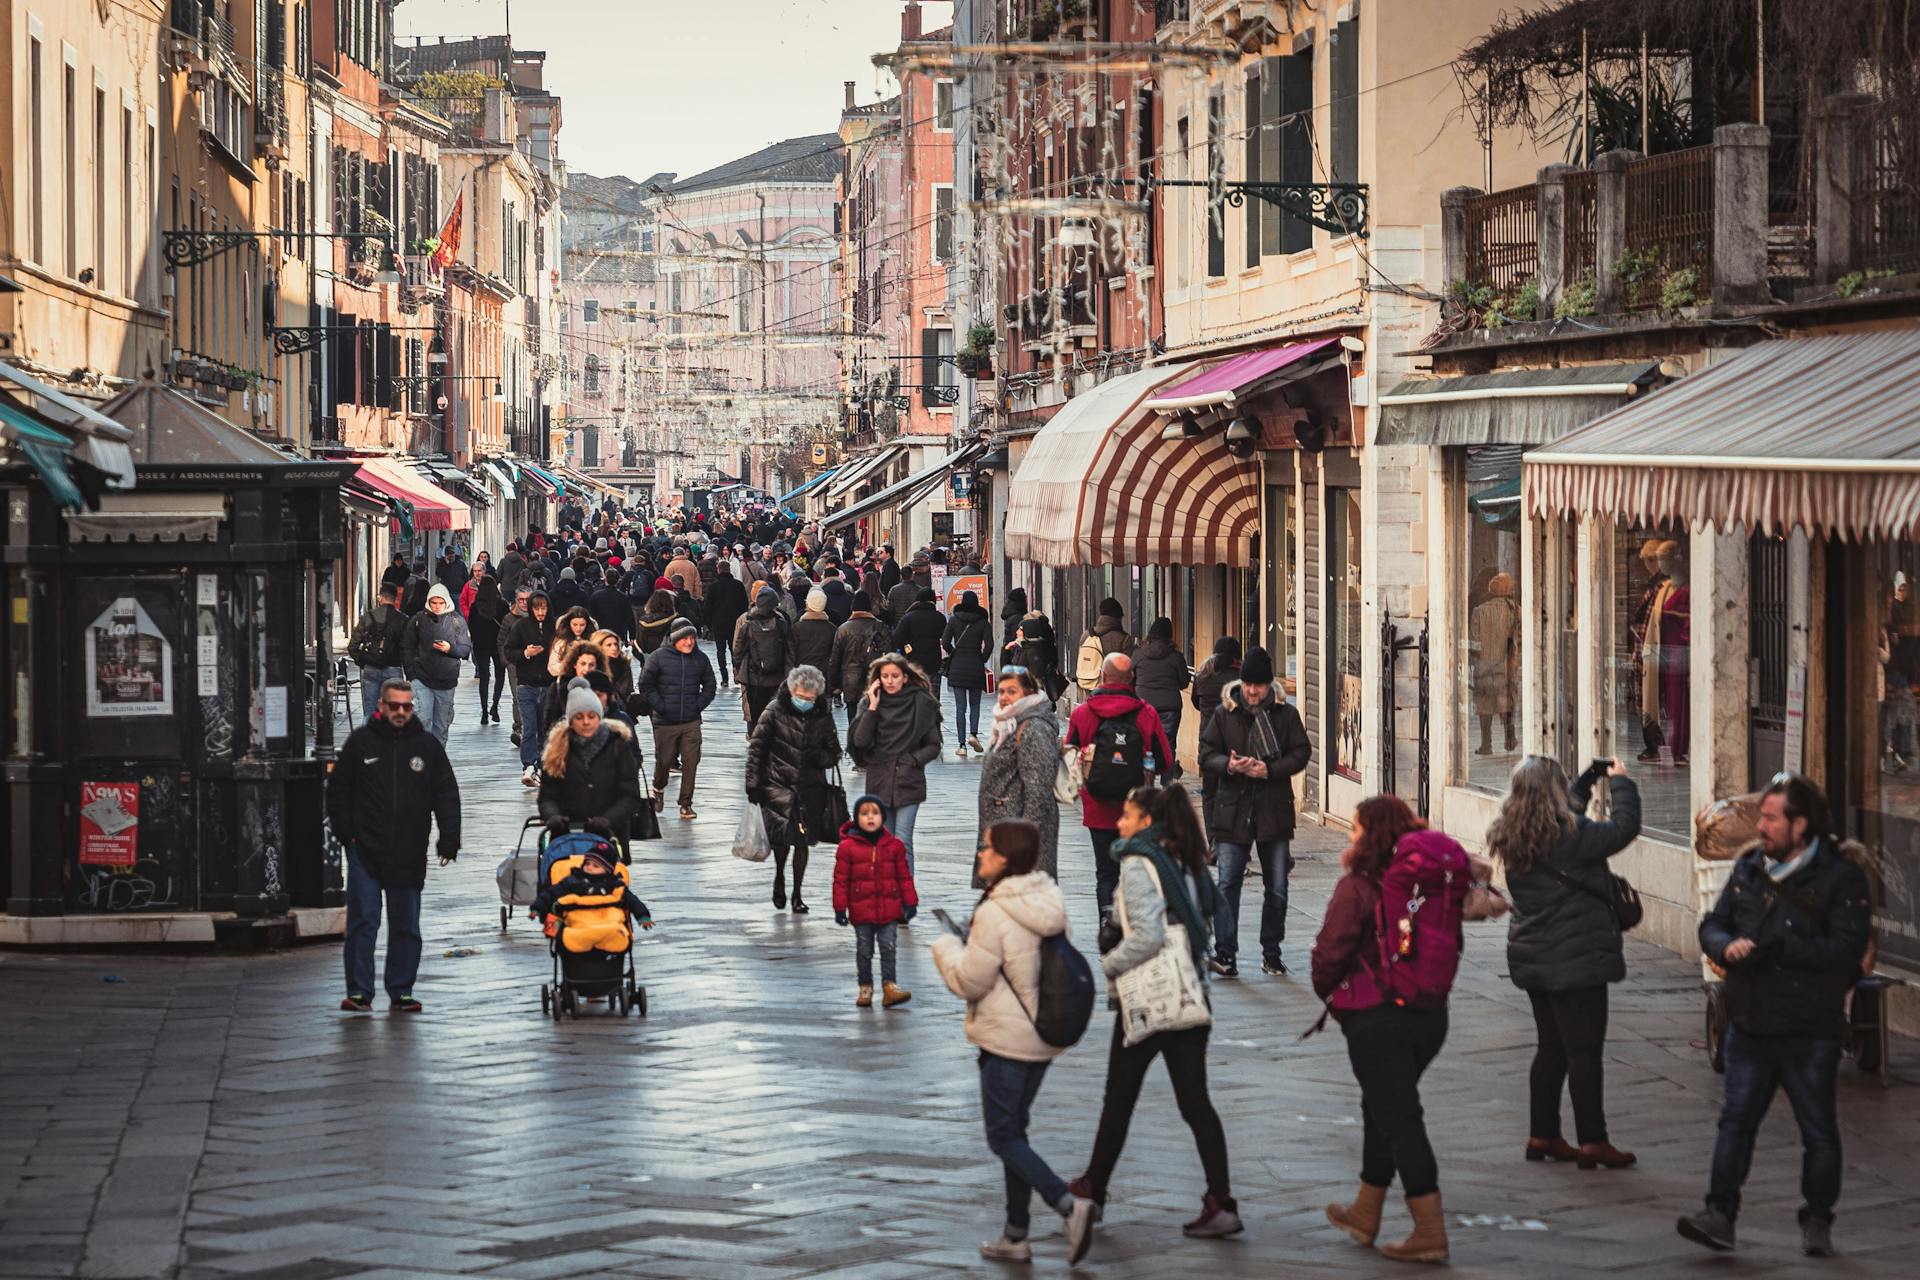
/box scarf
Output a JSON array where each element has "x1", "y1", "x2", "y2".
[
  {"x1": 570, "y1": 723, "x2": 611, "y2": 767},
  {"x1": 989, "y1": 692, "x2": 1050, "y2": 749},
  {"x1": 1242, "y1": 688, "x2": 1281, "y2": 760},
  {"x1": 1767, "y1": 835, "x2": 1822, "y2": 882},
  {"x1": 1113, "y1": 829, "x2": 1217, "y2": 968}
]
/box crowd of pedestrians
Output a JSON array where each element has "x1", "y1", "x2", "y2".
[{"x1": 330, "y1": 498, "x2": 1880, "y2": 1269}]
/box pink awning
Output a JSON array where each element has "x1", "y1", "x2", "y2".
[
  {"x1": 1144, "y1": 337, "x2": 1345, "y2": 413},
  {"x1": 354, "y1": 458, "x2": 470, "y2": 532}
]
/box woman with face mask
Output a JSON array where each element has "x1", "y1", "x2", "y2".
[
  {"x1": 744, "y1": 665, "x2": 842, "y2": 914},
  {"x1": 847, "y1": 654, "x2": 943, "y2": 875}
]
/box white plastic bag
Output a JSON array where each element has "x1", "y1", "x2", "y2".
[
  {"x1": 732, "y1": 803, "x2": 772, "y2": 862},
  {"x1": 1054, "y1": 745, "x2": 1083, "y2": 804}
]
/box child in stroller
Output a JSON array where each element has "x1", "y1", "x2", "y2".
[{"x1": 531, "y1": 835, "x2": 652, "y2": 1017}]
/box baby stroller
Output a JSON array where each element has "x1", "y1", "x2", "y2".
[{"x1": 536, "y1": 829, "x2": 646, "y2": 1020}]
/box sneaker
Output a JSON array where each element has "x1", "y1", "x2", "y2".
[
  {"x1": 1676, "y1": 1208, "x2": 1736, "y2": 1252},
  {"x1": 881, "y1": 982, "x2": 912, "y2": 1007},
  {"x1": 1209, "y1": 957, "x2": 1239, "y2": 979},
  {"x1": 1065, "y1": 1177, "x2": 1105, "y2": 1223},
  {"x1": 1801, "y1": 1214, "x2": 1835, "y2": 1257},
  {"x1": 957, "y1": 745, "x2": 969, "y2": 759},
  {"x1": 1065, "y1": 1195, "x2": 1096, "y2": 1264},
  {"x1": 520, "y1": 766, "x2": 538, "y2": 788},
  {"x1": 979, "y1": 1235, "x2": 1032, "y2": 1263},
  {"x1": 339, "y1": 993, "x2": 372, "y2": 1013},
  {"x1": 968, "y1": 735, "x2": 985, "y2": 753},
  {"x1": 1261, "y1": 956, "x2": 1289, "y2": 976},
  {"x1": 1183, "y1": 1193, "x2": 1244, "y2": 1238},
  {"x1": 679, "y1": 804, "x2": 697, "y2": 821},
  {"x1": 856, "y1": 984, "x2": 873, "y2": 1008},
  {"x1": 389, "y1": 996, "x2": 423, "y2": 1014}
]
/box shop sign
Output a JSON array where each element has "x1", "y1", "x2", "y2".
[
  {"x1": 949, "y1": 470, "x2": 974, "y2": 510},
  {"x1": 946, "y1": 574, "x2": 988, "y2": 617},
  {"x1": 84, "y1": 598, "x2": 173, "y2": 718},
  {"x1": 78, "y1": 782, "x2": 139, "y2": 866}
]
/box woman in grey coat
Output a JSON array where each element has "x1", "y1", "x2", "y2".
[{"x1": 975, "y1": 666, "x2": 1062, "y2": 880}]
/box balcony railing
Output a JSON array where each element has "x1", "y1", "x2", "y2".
[
  {"x1": 402, "y1": 256, "x2": 444, "y2": 297},
  {"x1": 1858, "y1": 113, "x2": 1920, "y2": 275},
  {"x1": 1621, "y1": 144, "x2": 1714, "y2": 309},
  {"x1": 417, "y1": 96, "x2": 488, "y2": 144},
  {"x1": 1461, "y1": 183, "x2": 1539, "y2": 294}
]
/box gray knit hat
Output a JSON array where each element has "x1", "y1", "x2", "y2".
[
  {"x1": 565, "y1": 685, "x2": 602, "y2": 720},
  {"x1": 669, "y1": 621, "x2": 699, "y2": 645}
]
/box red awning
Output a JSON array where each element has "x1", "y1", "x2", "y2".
[
  {"x1": 354, "y1": 458, "x2": 470, "y2": 531},
  {"x1": 1144, "y1": 337, "x2": 1346, "y2": 413}
]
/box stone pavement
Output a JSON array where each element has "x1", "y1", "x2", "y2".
[{"x1": 4, "y1": 649, "x2": 1919, "y2": 1279}]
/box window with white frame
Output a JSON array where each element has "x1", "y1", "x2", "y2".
[
  {"x1": 934, "y1": 79, "x2": 955, "y2": 131},
  {"x1": 933, "y1": 185, "x2": 955, "y2": 262},
  {"x1": 582, "y1": 298, "x2": 599, "y2": 324}
]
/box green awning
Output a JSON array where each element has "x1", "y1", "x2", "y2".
[
  {"x1": 0, "y1": 396, "x2": 87, "y2": 510},
  {"x1": 1376, "y1": 363, "x2": 1662, "y2": 447}
]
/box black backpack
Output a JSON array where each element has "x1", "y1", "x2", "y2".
[
  {"x1": 745, "y1": 616, "x2": 787, "y2": 681},
  {"x1": 347, "y1": 606, "x2": 399, "y2": 667},
  {"x1": 1004, "y1": 933, "x2": 1096, "y2": 1049},
  {"x1": 1083, "y1": 708, "x2": 1148, "y2": 800}
]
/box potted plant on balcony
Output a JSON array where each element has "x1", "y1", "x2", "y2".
[
  {"x1": 1059, "y1": 0, "x2": 1092, "y2": 40},
  {"x1": 957, "y1": 322, "x2": 996, "y2": 378}
]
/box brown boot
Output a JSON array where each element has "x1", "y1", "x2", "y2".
[
  {"x1": 855, "y1": 984, "x2": 872, "y2": 1008},
  {"x1": 1525, "y1": 1137, "x2": 1580, "y2": 1163},
  {"x1": 1380, "y1": 1193, "x2": 1448, "y2": 1264},
  {"x1": 1576, "y1": 1141, "x2": 1636, "y2": 1170},
  {"x1": 881, "y1": 982, "x2": 912, "y2": 1007},
  {"x1": 1326, "y1": 1182, "x2": 1387, "y2": 1246}
]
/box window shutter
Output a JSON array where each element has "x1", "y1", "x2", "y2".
[
  {"x1": 1330, "y1": 16, "x2": 1359, "y2": 188},
  {"x1": 330, "y1": 308, "x2": 355, "y2": 410},
  {"x1": 1278, "y1": 46, "x2": 1315, "y2": 255},
  {"x1": 920, "y1": 325, "x2": 941, "y2": 409},
  {"x1": 1205, "y1": 91, "x2": 1225, "y2": 278},
  {"x1": 1261, "y1": 57, "x2": 1284, "y2": 255},
  {"x1": 1244, "y1": 68, "x2": 1261, "y2": 268}
]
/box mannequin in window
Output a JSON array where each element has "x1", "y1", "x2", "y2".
[
  {"x1": 1469, "y1": 571, "x2": 1520, "y2": 754},
  {"x1": 1654, "y1": 541, "x2": 1690, "y2": 766},
  {"x1": 1629, "y1": 540, "x2": 1671, "y2": 762}
]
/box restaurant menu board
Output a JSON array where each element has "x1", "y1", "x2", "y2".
[{"x1": 85, "y1": 597, "x2": 173, "y2": 718}]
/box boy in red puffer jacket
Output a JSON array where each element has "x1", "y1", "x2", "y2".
[{"x1": 833, "y1": 794, "x2": 918, "y2": 1008}]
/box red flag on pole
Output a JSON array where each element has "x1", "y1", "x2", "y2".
[{"x1": 430, "y1": 189, "x2": 463, "y2": 272}]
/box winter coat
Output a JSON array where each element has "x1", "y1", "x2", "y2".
[
  {"x1": 827, "y1": 612, "x2": 892, "y2": 698},
  {"x1": 634, "y1": 643, "x2": 716, "y2": 725},
  {"x1": 733, "y1": 593, "x2": 796, "y2": 687},
  {"x1": 587, "y1": 584, "x2": 635, "y2": 642},
  {"x1": 930, "y1": 871, "x2": 1071, "y2": 1063},
  {"x1": 792, "y1": 612, "x2": 839, "y2": 675},
  {"x1": 832, "y1": 822, "x2": 918, "y2": 926},
  {"x1": 436, "y1": 557, "x2": 470, "y2": 594},
  {"x1": 745, "y1": 686, "x2": 843, "y2": 848},
  {"x1": 1132, "y1": 637, "x2": 1191, "y2": 725},
  {"x1": 1001, "y1": 589, "x2": 1029, "y2": 653},
  {"x1": 1064, "y1": 689, "x2": 1175, "y2": 830},
  {"x1": 347, "y1": 602, "x2": 408, "y2": 670},
  {"x1": 466, "y1": 581, "x2": 508, "y2": 658},
  {"x1": 633, "y1": 595, "x2": 681, "y2": 656},
  {"x1": 975, "y1": 697, "x2": 1062, "y2": 879},
  {"x1": 820, "y1": 577, "x2": 855, "y2": 626},
  {"x1": 706, "y1": 573, "x2": 750, "y2": 642},
  {"x1": 892, "y1": 602, "x2": 948, "y2": 683},
  {"x1": 326, "y1": 715, "x2": 461, "y2": 889},
  {"x1": 885, "y1": 580, "x2": 921, "y2": 627},
  {"x1": 547, "y1": 577, "x2": 586, "y2": 616},
  {"x1": 497, "y1": 549, "x2": 528, "y2": 595},
  {"x1": 503, "y1": 611, "x2": 555, "y2": 686},
  {"x1": 537, "y1": 718, "x2": 643, "y2": 832},
  {"x1": 1004, "y1": 612, "x2": 1063, "y2": 700},
  {"x1": 1198, "y1": 681, "x2": 1311, "y2": 842},
  {"x1": 941, "y1": 605, "x2": 994, "y2": 692},
  {"x1": 1504, "y1": 775, "x2": 1643, "y2": 992},
  {"x1": 848, "y1": 685, "x2": 942, "y2": 807},
  {"x1": 1191, "y1": 656, "x2": 1239, "y2": 712},
  {"x1": 662, "y1": 555, "x2": 702, "y2": 599},
  {"x1": 547, "y1": 610, "x2": 595, "y2": 676},
  {"x1": 1311, "y1": 870, "x2": 1391, "y2": 1021},
  {"x1": 401, "y1": 608, "x2": 473, "y2": 690},
  {"x1": 697, "y1": 555, "x2": 719, "y2": 595},
  {"x1": 1701, "y1": 837, "x2": 1872, "y2": 1038},
  {"x1": 1075, "y1": 615, "x2": 1135, "y2": 686}
]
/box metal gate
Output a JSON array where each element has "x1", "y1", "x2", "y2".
[{"x1": 1380, "y1": 612, "x2": 1431, "y2": 816}]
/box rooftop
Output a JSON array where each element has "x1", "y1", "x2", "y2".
[{"x1": 668, "y1": 135, "x2": 843, "y2": 195}]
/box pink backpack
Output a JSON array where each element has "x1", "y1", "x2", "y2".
[{"x1": 1372, "y1": 829, "x2": 1471, "y2": 1009}]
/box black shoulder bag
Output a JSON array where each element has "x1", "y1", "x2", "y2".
[{"x1": 1541, "y1": 862, "x2": 1643, "y2": 932}]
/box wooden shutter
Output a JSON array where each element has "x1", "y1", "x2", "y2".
[
  {"x1": 1278, "y1": 46, "x2": 1315, "y2": 255},
  {"x1": 1205, "y1": 91, "x2": 1225, "y2": 278},
  {"x1": 920, "y1": 325, "x2": 941, "y2": 409},
  {"x1": 1330, "y1": 16, "x2": 1359, "y2": 188},
  {"x1": 1244, "y1": 67, "x2": 1261, "y2": 268}
]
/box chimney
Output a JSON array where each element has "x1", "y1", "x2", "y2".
[
  {"x1": 902, "y1": 2, "x2": 922, "y2": 42},
  {"x1": 844, "y1": 81, "x2": 856, "y2": 111}
]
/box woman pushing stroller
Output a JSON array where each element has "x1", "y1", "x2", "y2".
[{"x1": 539, "y1": 684, "x2": 644, "y2": 845}]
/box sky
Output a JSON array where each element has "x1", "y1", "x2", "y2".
[{"x1": 394, "y1": 0, "x2": 936, "y2": 181}]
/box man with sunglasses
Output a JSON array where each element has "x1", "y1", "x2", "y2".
[{"x1": 326, "y1": 679, "x2": 462, "y2": 1014}]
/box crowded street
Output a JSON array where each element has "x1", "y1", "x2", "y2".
[{"x1": 3, "y1": 656, "x2": 1917, "y2": 1279}]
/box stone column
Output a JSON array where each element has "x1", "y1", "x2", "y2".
[
  {"x1": 1593, "y1": 149, "x2": 1640, "y2": 314},
  {"x1": 1815, "y1": 94, "x2": 1872, "y2": 285},
  {"x1": 1535, "y1": 164, "x2": 1578, "y2": 317},
  {"x1": 1712, "y1": 123, "x2": 1773, "y2": 306},
  {"x1": 1440, "y1": 186, "x2": 1482, "y2": 286}
]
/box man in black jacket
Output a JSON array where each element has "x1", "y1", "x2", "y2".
[
  {"x1": 705, "y1": 562, "x2": 749, "y2": 686},
  {"x1": 588, "y1": 566, "x2": 635, "y2": 643},
  {"x1": 1678, "y1": 774, "x2": 1871, "y2": 1259},
  {"x1": 1197, "y1": 645, "x2": 1311, "y2": 978},
  {"x1": 892, "y1": 587, "x2": 948, "y2": 702},
  {"x1": 326, "y1": 680, "x2": 461, "y2": 1013},
  {"x1": 504, "y1": 592, "x2": 554, "y2": 784},
  {"x1": 635, "y1": 622, "x2": 717, "y2": 821},
  {"x1": 346, "y1": 582, "x2": 409, "y2": 723}
]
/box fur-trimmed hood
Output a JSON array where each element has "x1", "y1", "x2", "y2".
[{"x1": 542, "y1": 715, "x2": 633, "y2": 777}]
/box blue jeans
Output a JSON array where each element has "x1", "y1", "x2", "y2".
[
  {"x1": 1213, "y1": 839, "x2": 1291, "y2": 964},
  {"x1": 343, "y1": 849, "x2": 422, "y2": 1000},
  {"x1": 1091, "y1": 827, "x2": 1121, "y2": 920},
  {"x1": 887, "y1": 802, "x2": 921, "y2": 875},
  {"x1": 1707, "y1": 1027, "x2": 1843, "y2": 1223},
  {"x1": 979, "y1": 1051, "x2": 1069, "y2": 1232},
  {"x1": 855, "y1": 922, "x2": 898, "y2": 985},
  {"x1": 954, "y1": 685, "x2": 983, "y2": 743},
  {"x1": 359, "y1": 665, "x2": 404, "y2": 723},
  {"x1": 411, "y1": 680, "x2": 456, "y2": 743},
  {"x1": 516, "y1": 684, "x2": 548, "y2": 767}
]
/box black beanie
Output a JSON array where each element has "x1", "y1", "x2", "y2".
[
  {"x1": 1147, "y1": 617, "x2": 1173, "y2": 642},
  {"x1": 1214, "y1": 634, "x2": 1243, "y2": 663},
  {"x1": 1240, "y1": 645, "x2": 1275, "y2": 685},
  {"x1": 1098, "y1": 596, "x2": 1124, "y2": 619}
]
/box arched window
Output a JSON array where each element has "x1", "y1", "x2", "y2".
[{"x1": 583, "y1": 353, "x2": 601, "y2": 393}]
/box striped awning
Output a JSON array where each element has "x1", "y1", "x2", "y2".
[
  {"x1": 1377, "y1": 362, "x2": 1662, "y2": 447},
  {"x1": 1526, "y1": 334, "x2": 1920, "y2": 540},
  {"x1": 355, "y1": 458, "x2": 471, "y2": 532},
  {"x1": 822, "y1": 443, "x2": 986, "y2": 532},
  {"x1": 775, "y1": 466, "x2": 840, "y2": 504},
  {"x1": 821, "y1": 443, "x2": 905, "y2": 500},
  {"x1": 1004, "y1": 364, "x2": 1263, "y2": 568}
]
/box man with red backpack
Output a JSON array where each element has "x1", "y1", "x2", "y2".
[{"x1": 1065, "y1": 653, "x2": 1174, "y2": 923}]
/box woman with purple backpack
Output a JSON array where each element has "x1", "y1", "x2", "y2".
[{"x1": 1311, "y1": 794, "x2": 1472, "y2": 1265}]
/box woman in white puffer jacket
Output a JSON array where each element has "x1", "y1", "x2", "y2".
[{"x1": 932, "y1": 819, "x2": 1097, "y2": 1266}]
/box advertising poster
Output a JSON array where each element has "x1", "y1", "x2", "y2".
[
  {"x1": 946, "y1": 574, "x2": 989, "y2": 618},
  {"x1": 84, "y1": 597, "x2": 173, "y2": 718},
  {"x1": 78, "y1": 782, "x2": 140, "y2": 866},
  {"x1": 949, "y1": 469, "x2": 974, "y2": 510}
]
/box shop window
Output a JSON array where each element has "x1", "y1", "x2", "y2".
[
  {"x1": 1329, "y1": 487, "x2": 1363, "y2": 779},
  {"x1": 1550, "y1": 519, "x2": 1580, "y2": 779},
  {"x1": 1845, "y1": 541, "x2": 1920, "y2": 972},
  {"x1": 1461, "y1": 446, "x2": 1523, "y2": 790},
  {"x1": 1615, "y1": 524, "x2": 1691, "y2": 840}
]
